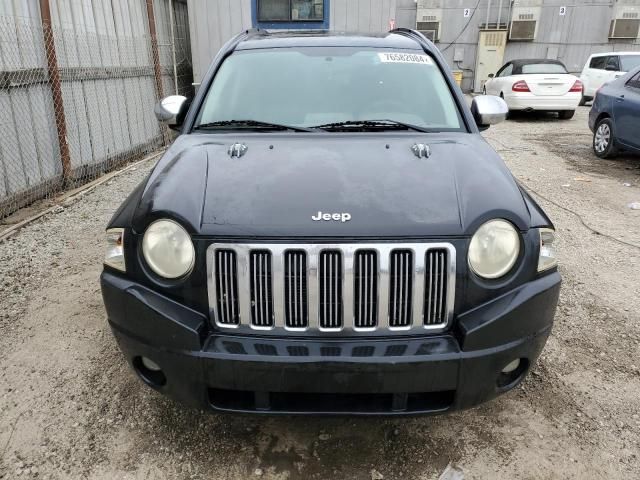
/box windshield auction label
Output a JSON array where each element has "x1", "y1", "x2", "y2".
[{"x1": 378, "y1": 52, "x2": 433, "y2": 64}]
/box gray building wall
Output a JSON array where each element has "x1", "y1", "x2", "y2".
[
  {"x1": 187, "y1": 0, "x2": 640, "y2": 92},
  {"x1": 396, "y1": 0, "x2": 640, "y2": 92}
]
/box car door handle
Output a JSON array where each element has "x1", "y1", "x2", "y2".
[{"x1": 616, "y1": 95, "x2": 625, "y2": 102}]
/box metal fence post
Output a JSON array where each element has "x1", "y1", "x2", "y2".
[
  {"x1": 145, "y1": 0, "x2": 164, "y2": 101},
  {"x1": 39, "y1": 0, "x2": 72, "y2": 184}
]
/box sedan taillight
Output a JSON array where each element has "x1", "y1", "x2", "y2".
[
  {"x1": 569, "y1": 79, "x2": 583, "y2": 93},
  {"x1": 512, "y1": 80, "x2": 530, "y2": 92}
]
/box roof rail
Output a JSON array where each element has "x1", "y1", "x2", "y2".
[
  {"x1": 389, "y1": 28, "x2": 437, "y2": 54},
  {"x1": 244, "y1": 28, "x2": 270, "y2": 38}
]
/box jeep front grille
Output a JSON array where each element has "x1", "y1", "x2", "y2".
[{"x1": 207, "y1": 243, "x2": 456, "y2": 336}]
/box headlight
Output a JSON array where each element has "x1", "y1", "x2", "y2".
[
  {"x1": 142, "y1": 219, "x2": 195, "y2": 279},
  {"x1": 105, "y1": 228, "x2": 126, "y2": 272},
  {"x1": 538, "y1": 228, "x2": 557, "y2": 272},
  {"x1": 468, "y1": 219, "x2": 520, "y2": 279}
]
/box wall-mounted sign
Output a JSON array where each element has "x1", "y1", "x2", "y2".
[
  {"x1": 463, "y1": 8, "x2": 471, "y2": 18},
  {"x1": 559, "y1": 6, "x2": 566, "y2": 16}
]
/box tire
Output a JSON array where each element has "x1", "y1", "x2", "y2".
[
  {"x1": 593, "y1": 117, "x2": 618, "y2": 159},
  {"x1": 558, "y1": 110, "x2": 575, "y2": 120},
  {"x1": 499, "y1": 93, "x2": 511, "y2": 119}
]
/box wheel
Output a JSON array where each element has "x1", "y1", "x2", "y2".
[
  {"x1": 558, "y1": 110, "x2": 575, "y2": 120},
  {"x1": 578, "y1": 96, "x2": 587, "y2": 106},
  {"x1": 593, "y1": 118, "x2": 618, "y2": 159}
]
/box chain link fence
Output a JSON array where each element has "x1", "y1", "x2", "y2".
[{"x1": 0, "y1": 0, "x2": 193, "y2": 221}]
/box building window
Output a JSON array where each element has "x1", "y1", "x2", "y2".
[{"x1": 253, "y1": 0, "x2": 329, "y2": 29}]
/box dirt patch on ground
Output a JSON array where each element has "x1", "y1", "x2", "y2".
[{"x1": 1, "y1": 107, "x2": 639, "y2": 479}]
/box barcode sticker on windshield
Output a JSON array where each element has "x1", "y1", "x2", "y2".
[{"x1": 378, "y1": 52, "x2": 433, "y2": 64}]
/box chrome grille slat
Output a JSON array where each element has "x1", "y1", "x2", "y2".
[
  {"x1": 319, "y1": 250, "x2": 343, "y2": 329},
  {"x1": 425, "y1": 249, "x2": 449, "y2": 325},
  {"x1": 250, "y1": 251, "x2": 273, "y2": 327},
  {"x1": 354, "y1": 250, "x2": 377, "y2": 328},
  {"x1": 284, "y1": 251, "x2": 308, "y2": 329},
  {"x1": 389, "y1": 250, "x2": 413, "y2": 328},
  {"x1": 207, "y1": 243, "x2": 455, "y2": 335},
  {"x1": 214, "y1": 250, "x2": 239, "y2": 325}
]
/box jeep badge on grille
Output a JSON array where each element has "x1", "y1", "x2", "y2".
[{"x1": 312, "y1": 211, "x2": 352, "y2": 222}]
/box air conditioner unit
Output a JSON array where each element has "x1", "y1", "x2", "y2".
[
  {"x1": 609, "y1": 7, "x2": 640, "y2": 39},
  {"x1": 416, "y1": 9, "x2": 442, "y2": 42},
  {"x1": 509, "y1": 7, "x2": 541, "y2": 41}
]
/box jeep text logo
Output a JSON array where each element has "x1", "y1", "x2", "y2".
[{"x1": 312, "y1": 211, "x2": 351, "y2": 223}]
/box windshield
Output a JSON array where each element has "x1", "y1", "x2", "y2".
[
  {"x1": 621, "y1": 55, "x2": 640, "y2": 72},
  {"x1": 521, "y1": 63, "x2": 567, "y2": 74},
  {"x1": 195, "y1": 47, "x2": 464, "y2": 131}
]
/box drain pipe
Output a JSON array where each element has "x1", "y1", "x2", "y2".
[
  {"x1": 486, "y1": 0, "x2": 492, "y2": 28},
  {"x1": 497, "y1": 0, "x2": 504, "y2": 28}
]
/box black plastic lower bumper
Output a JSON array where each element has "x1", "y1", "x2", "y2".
[{"x1": 101, "y1": 271, "x2": 560, "y2": 415}]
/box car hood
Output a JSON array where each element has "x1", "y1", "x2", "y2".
[{"x1": 133, "y1": 133, "x2": 531, "y2": 238}]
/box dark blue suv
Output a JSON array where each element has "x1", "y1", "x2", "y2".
[{"x1": 590, "y1": 66, "x2": 640, "y2": 158}]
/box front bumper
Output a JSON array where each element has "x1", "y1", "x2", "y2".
[
  {"x1": 101, "y1": 271, "x2": 561, "y2": 415},
  {"x1": 504, "y1": 92, "x2": 581, "y2": 111}
]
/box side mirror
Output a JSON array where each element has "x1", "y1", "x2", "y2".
[
  {"x1": 154, "y1": 95, "x2": 188, "y2": 130},
  {"x1": 488, "y1": 73, "x2": 495, "y2": 78},
  {"x1": 470, "y1": 95, "x2": 508, "y2": 130}
]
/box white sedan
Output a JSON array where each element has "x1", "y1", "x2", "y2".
[{"x1": 483, "y1": 59, "x2": 582, "y2": 119}]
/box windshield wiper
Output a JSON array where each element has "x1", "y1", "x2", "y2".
[
  {"x1": 194, "y1": 119, "x2": 316, "y2": 133},
  {"x1": 309, "y1": 119, "x2": 436, "y2": 133}
]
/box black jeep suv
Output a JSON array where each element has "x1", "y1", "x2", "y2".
[{"x1": 101, "y1": 29, "x2": 560, "y2": 415}]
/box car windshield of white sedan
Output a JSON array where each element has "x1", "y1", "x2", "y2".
[
  {"x1": 195, "y1": 48, "x2": 463, "y2": 131},
  {"x1": 521, "y1": 63, "x2": 567, "y2": 74},
  {"x1": 621, "y1": 55, "x2": 640, "y2": 72}
]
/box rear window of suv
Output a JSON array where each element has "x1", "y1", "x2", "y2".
[
  {"x1": 621, "y1": 55, "x2": 640, "y2": 72},
  {"x1": 196, "y1": 47, "x2": 464, "y2": 131}
]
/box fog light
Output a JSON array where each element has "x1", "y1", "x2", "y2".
[
  {"x1": 502, "y1": 359, "x2": 521, "y2": 374},
  {"x1": 497, "y1": 358, "x2": 529, "y2": 390},
  {"x1": 133, "y1": 356, "x2": 166, "y2": 387},
  {"x1": 141, "y1": 357, "x2": 162, "y2": 372}
]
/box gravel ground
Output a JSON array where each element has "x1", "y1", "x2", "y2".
[{"x1": 1, "y1": 106, "x2": 639, "y2": 480}]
